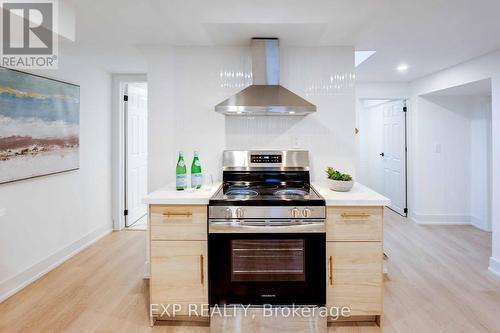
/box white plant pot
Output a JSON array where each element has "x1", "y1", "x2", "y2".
[{"x1": 328, "y1": 179, "x2": 354, "y2": 192}]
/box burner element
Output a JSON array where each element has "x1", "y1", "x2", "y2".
[
  {"x1": 225, "y1": 189, "x2": 258, "y2": 198},
  {"x1": 274, "y1": 189, "x2": 309, "y2": 197},
  {"x1": 228, "y1": 184, "x2": 250, "y2": 189}
]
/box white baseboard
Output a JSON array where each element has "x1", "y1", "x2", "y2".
[
  {"x1": 144, "y1": 260, "x2": 150, "y2": 279},
  {"x1": 489, "y1": 257, "x2": 500, "y2": 278},
  {"x1": 411, "y1": 213, "x2": 472, "y2": 225},
  {"x1": 470, "y1": 216, "x2": 491, "y2": 232},
  {"x1": 0, "y1": 225, "x2": 112, "y2": 303},
  {"x1": 411, "y1": 213, "x2": 492, "y2": 232}
]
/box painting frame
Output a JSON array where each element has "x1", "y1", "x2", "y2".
[{"x1": 0, "y1": 66, "x2": 80, "y2": 185}]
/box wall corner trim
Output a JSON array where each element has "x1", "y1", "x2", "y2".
[
  {"x1": 489, "y1": 257, "x2": 500, "y2": 278},
  {"x1": 0, "y1": 225, "x2": 113, "y2": 303}
]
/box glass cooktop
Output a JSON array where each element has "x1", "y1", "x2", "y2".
[{"x1": 209, "y1": 182, "x2": 325, "y2": 206}]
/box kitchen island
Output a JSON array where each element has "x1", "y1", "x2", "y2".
[{"x1": 143, "y1": 181, "x2": 389, "y2": 327}]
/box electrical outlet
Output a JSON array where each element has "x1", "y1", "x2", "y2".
[
  {"x1": 0, "y1": 208, "x2": 6, "y2": 217},
  {"x1": 291, "y1": 135, "x2": 301, "y2": 148},
  {"x1": 435, "y1": 143, "x2": 442, "y2": 154}
]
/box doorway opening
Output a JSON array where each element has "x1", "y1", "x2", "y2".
[
  {"x1": 358, "y1": 99, "x2": 408, "y2": 217},
  {"x1": 112, "y1": 74, "x2": 148, "y2": 231},
  {"x1": 417, "y1": 79, "x2": 492, "y2": 231},
  {"x1": 124, "y1": 82, "x2": 148, "y2": 229}
]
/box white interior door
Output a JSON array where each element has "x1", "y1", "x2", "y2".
[
  {"x1": 358, "y1": 102, "x2": 385, "y2": 193},
  {"x1": 382, "y1": 101, "x2": 407, "y2": 216},
  {"x1": 125, "y1": 83, "x2": 148, "y2": 226}
]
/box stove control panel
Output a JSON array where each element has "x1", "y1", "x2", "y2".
[
  {"x1": 250, "y1": 154, "x2": 282, "y2": 164},
  {"x1": 209, "y1": 206, "x2": 326, "y2": 220}
]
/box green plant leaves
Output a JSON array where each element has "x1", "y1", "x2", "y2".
[{"x1": 326, "y1": 167, "x2": 352, "y2": 181}]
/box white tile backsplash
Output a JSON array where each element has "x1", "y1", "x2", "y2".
[
  {"x1": 225, "y1": 46, "x2": 356, "y2": 181},
  {"x1": 146, "y1": 45, "x2": 355, "y2": 188}
]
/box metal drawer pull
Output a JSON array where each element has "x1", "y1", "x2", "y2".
[
  {"x1": 162, "y1": 212, "x2": 193, "y2": 217},
  {"x1": 341, "y1": 213, "x2": 370, "y2": 219},
  {"x1": 329, "y1": 256, "x2": 333, "y2": 285},
  {"x1": 200, "y1": 255, "x2": 204, "y2": 285}
]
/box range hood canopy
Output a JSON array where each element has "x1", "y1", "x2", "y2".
[{"x1": 215, "y1": 38, "x2": 316, "y2": 116}]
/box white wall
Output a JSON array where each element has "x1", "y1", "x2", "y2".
[
  {"x1": 144, "y1": 46, "x2": 251, "y2": 190},
  {"x1": 356, "y1": 82, "x2": 410, "y2": 100},
  {"x1": 226, "y1": 46, "x2": 356, "y2": 180},
  {"x1": 0, "y1": 42, "x2": 113, "y2": 301},
  {"x1": 470, "y1": 96, "x2": 492, "y2": 231},
  {"x1": 143, "y1": 47, "x2": 175, "y2": 192},
  {"x1": 411, "y1": 95, "x2": 493, "y2": 227},
  {"x1": 408, "y1": 49, "x2": 500, "y2": 276},
  {"x1": 144, "y1": 45, "x2": 355, "y2": 188}
]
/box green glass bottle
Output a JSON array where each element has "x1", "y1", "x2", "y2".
[
  {"x1": 191, "y1": 151, "x2": 202, "y2": 189},
  {"x1": 175, "y1": 151, "x2": 187, "y2": 190}
]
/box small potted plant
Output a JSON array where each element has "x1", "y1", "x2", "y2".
[{"x1": 326, "y1": 167, "x2": 354, "y2": 192}]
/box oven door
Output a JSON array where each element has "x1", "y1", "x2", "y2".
[{"x1": 208, "y1": 230, "x2": 325, "y2": 306}]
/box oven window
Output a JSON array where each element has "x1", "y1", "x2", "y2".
[{"x1": 231, "y1": 239, "x2": 305, "y2": 282}]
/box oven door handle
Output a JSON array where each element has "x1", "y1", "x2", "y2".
[{"x1": 208, "y1": 220, "x2": 325, "y2": 233}]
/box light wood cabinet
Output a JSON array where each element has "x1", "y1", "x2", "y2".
[
  {"x1": 326, "y1": 206, "x2": 383, "y2": 241},
  {"x1": 326, "y1": 242, "x2": 383, "y2": 315},
  {"x1": 149, "y1": 204, "x2": 209, "y2": 324},
  {"x1": 150, "y1": 205, "x2": 207, "y2": 241},
  {"x1": 150, "y1": 240, "x2": 208, "y2": 318},
  {"x1": 326, "y1": 205, "x2": 384, "y2": 325}
]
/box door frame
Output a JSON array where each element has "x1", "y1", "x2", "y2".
[
  {"x1": 402, "y1": 100, "x2": 409, "y2": 217},
  {"x1": 112, "y1": 74, "x2": 147, "y2": 231},
  {"x1": 357, "y1": 98, "x2": 409, "y2": 217}
]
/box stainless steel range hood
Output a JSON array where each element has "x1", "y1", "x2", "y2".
[{"x1": 215, "y1": 38, "x2": 316, "y2": 116}]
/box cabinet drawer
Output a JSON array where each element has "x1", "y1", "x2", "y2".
[
  {"x1": 150, "y1": 205, "x2": 207, "y2": 241},
  {"x1": 150, "y1": 240, "x2": 208, "y2": 317},
  {"x1": 326, "y1": 242, "x2": 383, "y2": 315},
  {"x1": 326, "y1": 206, "x2": 383, "y2": 241}
]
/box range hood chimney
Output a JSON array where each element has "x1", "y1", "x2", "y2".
[{"x1": 214, "y1": 38, "x2": 316, "y2": 116}]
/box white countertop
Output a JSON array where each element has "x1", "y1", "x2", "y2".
[
  {"x1": 143, "y1": 181, "x2": 390, "y2": 206},
  {"x1": 311, "y1": 182, "x2": 390, "y2": 206},
  {"x1": 142, "y1": 182, "x2": 221, "y2": 205}
]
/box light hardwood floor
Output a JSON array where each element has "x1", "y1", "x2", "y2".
[{"x1": 1, "y1": 210, "x2": 500, "y2": 333}]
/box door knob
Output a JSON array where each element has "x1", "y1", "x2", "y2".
[
  {"x1": 379, "y1": 152, "x2": 385, "y2": 157},
  {"x1": 235, "y1": 208, "x2": 244, "y2": 219}
]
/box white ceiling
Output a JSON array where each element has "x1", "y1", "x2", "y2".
[{"x1": 68, "y1": 0, "x2": 500, "y2": 82}]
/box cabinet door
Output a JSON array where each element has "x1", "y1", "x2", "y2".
[
  {"x1": 150, "y1": 241, "x2": 208, "y2": 318},
  {"x1": 326, "y1": 242, "x2": 382, "y2": 316},
  {"x1": 326, "y1": 206, "x2": 383, "y2": 241},
  {"x1": 150, "y1": 205, "x2": 207, "y2": 241}
]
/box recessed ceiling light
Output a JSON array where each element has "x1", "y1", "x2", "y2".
[{"x1": 397, "y1": 64, "x2": 409, "y2": 72}]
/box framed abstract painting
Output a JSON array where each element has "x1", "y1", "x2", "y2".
[{"x1": 0, "y1": 67, "x2": 80, "y2": 184}]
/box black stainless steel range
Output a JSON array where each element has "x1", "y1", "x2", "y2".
[{"x1": 208, "y1": 150, "x2": 326, "y2": 307}]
